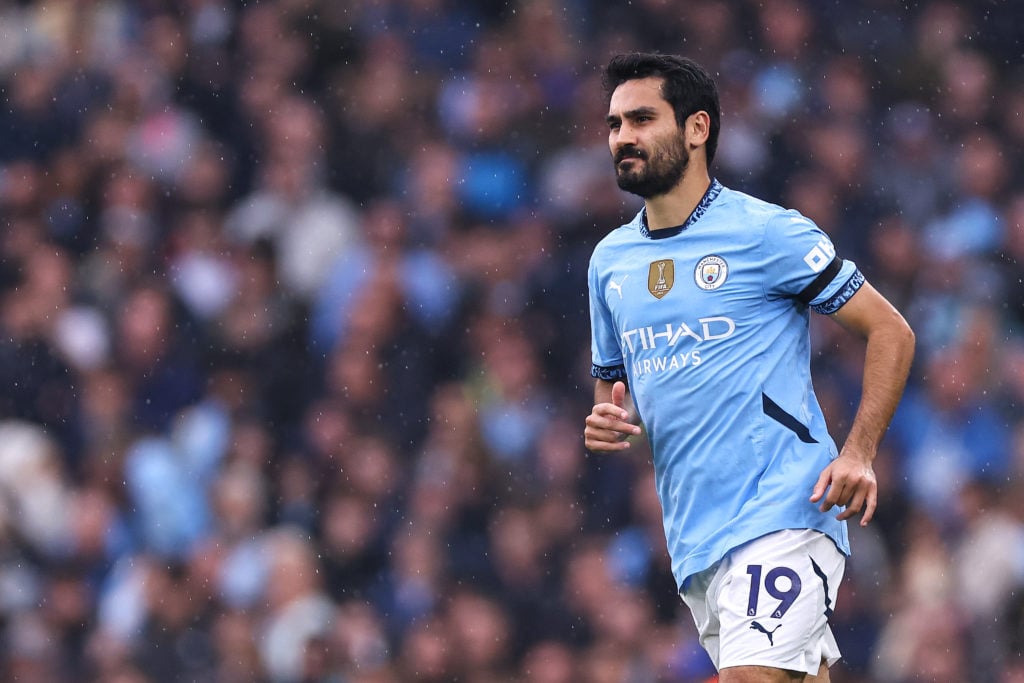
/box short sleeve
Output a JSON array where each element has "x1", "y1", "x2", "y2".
[
  {"x1": 588, "y1": 253, "x2": 627, "y2": 379},
  {"x1": 763, "y1": 210, "x2": 863, "y2": 313}
]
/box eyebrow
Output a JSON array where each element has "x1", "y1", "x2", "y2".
[{"x1": 606, "y1": 106, "x2": 660, "y2": 125}]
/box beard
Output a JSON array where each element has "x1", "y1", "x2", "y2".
[{"x1": 613, "y1": 133, "x2": 689, "y2": 198}]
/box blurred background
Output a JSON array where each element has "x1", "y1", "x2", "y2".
[{"x1": 0, "y1": 0, "x2": 1020, "y2": 681}]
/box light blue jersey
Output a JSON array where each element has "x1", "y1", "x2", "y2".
[{"x1": 589, "y1": 180, "x2": 864, "y2": 590}]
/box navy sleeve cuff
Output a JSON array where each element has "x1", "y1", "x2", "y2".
[
  {"x1": 812, "y1": 269, "x2": 865, "y2": 315},
  {"x1": 591, "y1": 364, "x2": 628, "y2": 381}
]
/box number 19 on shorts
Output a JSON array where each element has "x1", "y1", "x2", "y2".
[{"x1": 746, "y1": 564, "x2": 802, "y2": 618}]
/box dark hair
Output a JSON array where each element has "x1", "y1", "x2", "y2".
[{"x1": 603, "y1": 52, "x2": 721, "y2": 165}]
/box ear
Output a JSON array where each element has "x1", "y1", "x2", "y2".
[{"x1": 686, "y1": 111, "x2": 711, "y2": 150}]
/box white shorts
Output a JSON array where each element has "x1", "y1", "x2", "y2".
[{"x1": 680, "y1": 529, "x2": 845, "y2": 675}]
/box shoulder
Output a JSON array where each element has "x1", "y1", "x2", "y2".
[
  {"x1": 708, "y1": 185, "x2": 794, "y2": 239},
  {"x1": 716, "y1": 186, "x2": 793, "y2": 226},
  {"x1": 591, "y1": 209, "x2": 644, "y2": 259}
]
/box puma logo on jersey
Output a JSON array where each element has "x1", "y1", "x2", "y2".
[
  {"x1": 609, "y1": 275, "x2": 628, "y2": 299},
  {"x1": 750, "y1": 621, "x2": 781, "y2": 646}
]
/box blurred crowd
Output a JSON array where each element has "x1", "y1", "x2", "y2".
[{"x1": 0, "y1": 0, "x2": 1021, "y2": 681}]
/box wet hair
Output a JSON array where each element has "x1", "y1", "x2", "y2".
[{"x1": 603, "y1": 52, "x2": 721, "y2": 165}]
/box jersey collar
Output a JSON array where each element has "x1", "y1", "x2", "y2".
[{"x1": 639, "y1": 178, "x2": 723, "y2": 240}]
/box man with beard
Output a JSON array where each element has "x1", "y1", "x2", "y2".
[{"x1": 583, "y1": 53, "x2": 915, "y2": 683}]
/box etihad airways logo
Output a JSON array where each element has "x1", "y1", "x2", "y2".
[{"x1": 621, "y1": 316, "x2": 736, "y2": 354}]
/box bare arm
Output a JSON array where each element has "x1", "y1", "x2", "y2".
[
  {"x1": 810, "y1": 280, "x2": 915, "y2": 525},
  {"x1": 584, "y1": 379, "x2": 641, "y2": 452}
]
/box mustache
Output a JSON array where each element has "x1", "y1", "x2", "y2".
[{"x1": 615, "y1": 146, "x2": 647, "y2": 164}]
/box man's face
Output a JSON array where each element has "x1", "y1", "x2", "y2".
[{"x1": 606, "y1": 77, "x2": 689, "y2": 198}]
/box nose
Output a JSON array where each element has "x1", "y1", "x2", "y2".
[
  {"x1": 611, "y1": 129, "x2": 639, "y2": 161},
  {"x1": 613, "y1": 121, "x2": 638, "y2": 145}
]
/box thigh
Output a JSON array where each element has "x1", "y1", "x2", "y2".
[
  {"x1": 719, "y1": 663, "x2": 804, "y2": 682},
  {"x1": 807, "y1": 659, "x2": 831, "y2": 682},
  {"x1": 715, "y1": 530, "x2": 844, "y2": 675},
  {"x1": 719, "y1": 659, "x2": 829, "y2": 682}
]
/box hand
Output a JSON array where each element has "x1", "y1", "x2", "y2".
[
  {"x1": 810, "y1": 448, "x2": 878, "y2": 526},
  {"x1": 584, "y1": 381, "x2": 642, "y2": 452}
]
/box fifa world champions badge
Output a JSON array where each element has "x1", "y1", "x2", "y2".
[
  {"x1": 648, "y1": 259, "x2": 675, "y2": 299},
  {"x1": 695, "y1": 255, "x2": 728, "y2": 291}
]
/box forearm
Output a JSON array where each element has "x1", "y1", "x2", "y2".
[{"x1": 844, "y1": 318, "x2": 915, "y2": 458}]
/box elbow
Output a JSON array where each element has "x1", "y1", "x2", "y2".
[
  {"x1": 895, "y1": 314, "x2": 916, "y2": 365},
  {"x1": 899, "y1": 311, "x2": 915, "y2": 346},
  {"x1": 870, "y1": 309, "x2": 915, "y2": 365}
]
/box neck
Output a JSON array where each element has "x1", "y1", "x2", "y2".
[{"x1": 644, "y1": 169, "x2": 712, "y2": 230}]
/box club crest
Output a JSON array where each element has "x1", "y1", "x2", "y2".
[
  {"x1": 648, "y1": 260, "x2": 674, "y2": 299},
  {"x1": 695, "y1": 255, "x2": 728, "y2": 290}
]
